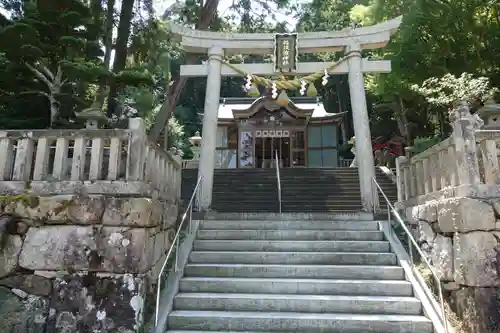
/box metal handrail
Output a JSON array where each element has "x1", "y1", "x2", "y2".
[
  {"x1": 371, "y1": 177, "x2": 449, "y2": 333},
  {"x1": 154, "y1": 176, "x2": 202, "y2": 327},
  {"x1": 275, "y1": 151, "x2": 282, "y2": 214}
]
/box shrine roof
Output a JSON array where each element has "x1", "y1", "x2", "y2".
[{"x1": 215, "y1": 96, "x2": 346, "y2": 120}]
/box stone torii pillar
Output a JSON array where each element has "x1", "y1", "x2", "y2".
[
  {"x1": 197, "y1": 46, "x2": 224, "y2": 210},
  {"x1": 347, "y1": 42, "x2": 377, "y2": 211}
]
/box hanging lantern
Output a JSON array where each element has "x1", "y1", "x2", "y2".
[
  {"x1": 247, "y1": 83, "x2": 260, "y2": 97},
  {"x1": 276, "y1": 90, "x2": 289, "y2": 106},
  {"x1": 306, "y1": 83, "x2": 317, "y2": 97}
]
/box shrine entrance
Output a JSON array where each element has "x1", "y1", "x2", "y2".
[
  {"x1": 169, "y1": 16, "x2": 403, "y2": 211},
  {"x1": 255, "y1": 136, "x2": 290, "y2": 168},
  {"x1": 252, "y1": 130, "x2": 305, "y2": 168}
]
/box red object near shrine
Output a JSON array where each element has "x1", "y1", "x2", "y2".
[{"x1": 372, "y1": 136, "x2": 405, "y2": 157}]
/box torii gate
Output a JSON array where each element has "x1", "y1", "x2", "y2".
[{"x1": 169, "y1": 17, "x2": 403, "y2": 212}]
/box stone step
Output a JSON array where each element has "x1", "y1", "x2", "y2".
[
  {"x1": 196, "y1": 230, "x2": 384, "y2": 241},
  {"x1": 282, "y1": 184, "x2": 396, "y2": 189},
  {"x1": 212, "y1": 204, "x2": 283, "y2": 213},
  {"x1": 209, "y1": 207, "x2": 375, "y2": 212},
  {"x1": 184, "y1": 264, "x2": 405, "y2": 280},
  {"x1": 282, "y1": 195, "x2": 388, "y2": 202},
  {"x1": 212, "y1": 180, "x2": 373, "y2": 185},
  {"x1": 173, "y1": 293, "x2": 422, "y2": 315},
  {"x1": 214, "y1": 175, "x2": 378, "y2": 178},
  {"x1": 210, "y1": 206, "x2": 280, "y2": 211},
  {"x1": 211, "y1": 190, "x2": 283, "y2": 194},
  {"x1": 212, "y1": 179, "x2": 279, "y2": 183},
  {"x1": 281, "y1": 208, "x2": 366, "y2": 213},
  {"x1": 167, "y1": 311, "x2": 433, "y2": 332},
  {"x1": 281, "y1": 178, "x2": 371, "y2": 181},
  {"x1": 211, "y1": 198, "x2": 370, "y2": 204},
  {"x1": 201, "y1": 212, "x2": 375, "y2": 220},
  {"x1": 192, "y1": 240, "x2": 390, "y2": 252},
  {"x1": 179, "y1": 277, "x2": 413, "y2": 296},
  {"x1": 167, "y1": 331, "x2": 294, "y2": 333},
  {"x1": 210, "y1": 208, "x2": 366, "y2": 213},
  {"x1": 188, "y1": 251, "x2": 397, "y2": 265},
  {"x1": 198, "y1": 220, "x2": 379, "y2": 230},
  {"x1": 209, "y1": 202, "x2": 390, "y2": 208},
  {"x1": 217, "y1": 168, "x2": 359, "y2": 171},
  {"x1": 211, "y1": 200, "x2": 281, "y2": 206},
  {"x1": 212, "y1": 192, "x2": 370, "y2": 197}
]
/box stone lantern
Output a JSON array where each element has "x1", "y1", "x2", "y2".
[
  {"x1": 478, "y1": 99, "x2": 500, "y2": 129},
  {"x1": 76, "y1": 107, "x2": 109, "y2": 129},
  {"x1": 189, "y1": 131, "x2": 202, "y2": 160}
]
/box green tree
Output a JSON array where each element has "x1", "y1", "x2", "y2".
[{"x1": 0, "y1": 0, "x2": 107, "y2": 127}]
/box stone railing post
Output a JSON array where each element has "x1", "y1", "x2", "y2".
[
  {"x1": 450, "y1": 103, "x2": 481, "y2": 186},
  {"x1": 127, "y1": 118, "x2": 147, "y2": 181},
  {"x1": 395, "y1": 156, "x2": 405, "y2": 202}
]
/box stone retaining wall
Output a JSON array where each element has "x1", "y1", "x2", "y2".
[
  {"x1": 405, "y1": 196, "x2": 500, "y2": 333},
  {"x1": 0, "y1": 191, "x2": 177, "y2": 333}
]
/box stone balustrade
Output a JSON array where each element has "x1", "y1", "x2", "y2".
[
  {"x1": 395, "y1": 104, "x2": 500, "y2": 333},
  {"x1": 0, "y1": 118, "x2": 182, "y2": 333},
  {"x1": 397, "y1": 129, "x2": 500, "y2": 202},
  {"x1": 396, "y1": 137, "x2": 457, "y2": 201},
  {"x1": 0, "y1": 118, "x2": 181, "y2": 198}
]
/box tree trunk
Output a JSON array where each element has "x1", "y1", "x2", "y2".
[
  {"x1": 103, "y1": 0, "x2": 115, "y2": 71},
  {"x1": 395, "y1": 96, "x2": 411, "y2": 145},
  {"x1": 148, "y1": 0, "x2": 220, "y2": 142},
  {"x1": 95, "y1": 0, "x2": 116, "y2": 109},
  {"x1": 107, "y1": 0, "x2": 135, "y2": 116}
]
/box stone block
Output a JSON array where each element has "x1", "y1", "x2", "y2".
[
  {"x1": 443, "y1": 281, "x2": 460, "y2": 291},
  {"x1": 19, "y1": 226, "x2": 155, "y2": 273},
  {"x1": 46, "y1": 274, "x2": 146, "y2": 333},
  {"x1": 437, "y1": 197, "x2": 495, "y2": 232},
  {"x1": 413, "y1": 221, "x2": 434, "y2": 261},
  {"x1": 453, "y1": 232, "x2": 499, "y2": 287},
  {"x1": 165, "y1": 228, "x2": 175, "y2": 247},
  {"x1": 163, "y1": 200, "x2": 178, "y2": 229},
  {"x1": 6, "y1": 195, "x2": 105, "y2": 224},
  {"x1": 490, "y1": 199, "x2": 500, "y2": 218},
  {"x1": 99, "y1": 227, "x2": 155, "y2": 273},
  {"x1": 153, "y1": 231, "x2": 167, "y2": 265},
  {"x1": 0, "y1": 235, "x2": 23, "y2": 278},
  {"x1": 417, "y1": 201, "x2": 438, "y2": 222},
  {"x1": 0, "y1": 274, "x2": 52, "y2": 297},
  {"x1": 431, "y1": 234, "x2": 454, "y2": 281},
  {"x1": 416, "y1": 221, "x2": 436, "y2": 244},
  {"x1": 451, "y1": 287, "x2": 500, "y2": 333},
  {"x1": 102, "y1": 198, "x2": 162, "y2": 227},
  {"x1": 148, "y1": 252, "x2": 166, "y2": 282},
  {"x1": 0, "y1": 286, "x2": 48, "y2": 333},
  {"x1": 19, "y1": 226, "x2": 98, "y2": 271},
  {"x1": 405, "y1": 205, "x2": 419, "y2": 225}
]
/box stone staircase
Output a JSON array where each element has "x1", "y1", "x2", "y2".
[
  {"x1": 280, "y1": 168, "x2": 396, "y2": 212},
  {"x1": 165, "y1": 214, "x2": 433, "y2": 333},
  {"x1": 181, "y1": 168, "x2": 397, "y2": 212}
]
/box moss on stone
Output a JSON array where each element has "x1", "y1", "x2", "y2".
[
  {"x1": 0, "y1": 194, "x2": 39, "y2": 209},
  {"x1": 52, "y1": 199, "x2": 76, "y2": 216}
]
